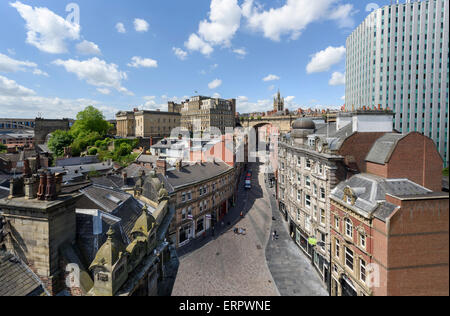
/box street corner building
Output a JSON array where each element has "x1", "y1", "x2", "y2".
[
  {"x1": 133, "y1": 158, "x2": 235, "y2": 249},
  {"x1": 277, "y1": 109, "x2": 449, "y2": 295},
  {"x1": 330, "y1": 175, "x2": 449, "y2": 296},
  {"x1": 0, "y1": 167, "x2": 176, "y2": 296}
]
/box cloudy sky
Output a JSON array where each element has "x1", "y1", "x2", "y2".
[{"x1": 0, "y1": 0, "x2": 391, "y2": 119}]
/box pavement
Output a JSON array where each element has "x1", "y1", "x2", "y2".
[{"x1": 264, "y1": 171, "x2": 329, "y2": 296}]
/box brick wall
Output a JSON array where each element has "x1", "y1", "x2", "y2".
[
  {"x1": 339, "y1": 132, "x2": 387, "y2": 173},
  {"x1": 367, "y1": 133, "x2": 443, "y2": 192},
  {"x1": 385, "y1": 196, "x2": 449, "y2": 296}
]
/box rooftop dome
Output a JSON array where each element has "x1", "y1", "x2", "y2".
[{"x1": 292, "y1": 118, "x2": 315, "y2": 130}]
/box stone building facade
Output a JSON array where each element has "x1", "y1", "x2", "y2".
[
  {"x1": 115, "y1": 110, "x2": 181, "y2": 138},
  {"x1": 138, "y1": 159, "x2": 235, "y2": 248},
  {"x1": 277, "y1": 110, "x2": 397, "y2": 287},
  {"x1": 34, "y1": 118, "x2": 71, "y2": 145},
  {"x1": 278, "y1": 118, "x2": 345, "y2": 286},
  {"x1": 0, "y1": 168, "x2": 175, "y2": 296},
  {"x1": 176, "y1": 96, "x2": 236, "y2": 134}
]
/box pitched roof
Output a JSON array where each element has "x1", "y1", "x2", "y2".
[
  {"x1": 157, "y1": 161, "x2": 233, "y2": 192},
  {"x1": 136, "y1": 154, "x2": 158, "y2": 164},
  {"x1": 77, "y1": 185, "x2": 150, "y2": 242},
  {"x1": 79, "y1": 186, "x2": 131, "y2": 213},
  {"x1": 0, "y1": 251, "x2": 46, "y2": 296},
  {"x1": 331, "y1": 173, "x2": 431, "y2": 220},
  {"x1": 365, "y1": 133, "x2": 407, "y2": 164},
  {"x1": 56, "y1": 156, "x2": 100, "y2": 167}
]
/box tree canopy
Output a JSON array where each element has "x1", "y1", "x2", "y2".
[
  {"x1": 47, "y1": 106, "x2": 139, "y2": 167},
  {"x1": 47, "y1": 130, "x2": 74, "y2": 157},
  {"x1": 71, "y1": 106, "x2": 112, "y2": 138}
]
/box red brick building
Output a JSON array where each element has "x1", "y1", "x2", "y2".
[
  {"x1": 330, "y1": 174, "x2": 449, "y2": 296},
  {"x1": 366, "y1": 132, "x2": 443, "y2": 192}
]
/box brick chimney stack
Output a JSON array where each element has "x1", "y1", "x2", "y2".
[
  {"x1": 44, "y1": 172, "x2": 56, "y2": 201},
  {"x1": 156, "y1": 159, "x2": 167, "y2": 176},
  {"x1": 37, "y1": 172, "x2": 47, "y2": 200}
]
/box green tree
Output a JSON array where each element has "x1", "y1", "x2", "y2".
[
  {"x1": 88, "y1": 147, "x2": 98, "y2": 155},
  {"x1": 47, "y1": 130, "x2": 74, "y2": 157},
  {"x1": 71, "y1": 106, "x2": 111, "y2": 138},
  {"x1": 0, "y1": 143, "x2": 6, "y2": 153},
  {"x1": 444, "y1": 168, "x2": 449, "y2": 177}
]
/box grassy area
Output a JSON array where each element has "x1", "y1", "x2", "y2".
[{"x1": 443, "y1": 168, "x2": 449, "y2": 177}]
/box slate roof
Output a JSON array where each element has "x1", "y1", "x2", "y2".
[
  {"x1": 49, "y1": 161, "x2": 114, "y2": 183},
  {"x1": 331, "y1": 173, "x2": 432, "y2": 221},
  {"x1": 157, "y1": 161, "x2": 233, "y2": 192},
  {"x1": 90, "y1": 175, "x2": 125, "y2": 189},
  {"x1": 123, "y1": 163, "x2": 152, "y2": 178},
  {"x1": 325, "y1": 123, "x2": 354, "y2": 151},
  {"x1": 0, "y1": 251, "x2": 46, "y2": 296},
  {"x1": 0, "y1": 149, "x2": 36, "y2": 163},
  {"x1": 136, "y1": 154, "x2": 158, "y2": 164},
  {"x1": 76, "y1": 185, "x2": 149, "y2": 242},
  {"x1": 365, "y1": 133, "x2": 407, "y2": 164},
  {"x1": 56, "y1": 156, "x2": 100, "y2": 167},
  {"x1": 79, "y1": 186, "x2": 131, "y2": 213}
]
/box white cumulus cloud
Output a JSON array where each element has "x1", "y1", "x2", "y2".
[
  {"x1": 134, "y1": 18, "x2": 149, "y2": 32},
  {"x1": 329, "y1": 71, "x2": 346, "y2": 86},
  {"x1": 0, "y1": 53, "x2": 36, "y2": 72},
  {"x1": 0, "y1": 53, "x2": 48, "y2": 77},
  {"x1": 53, "y1": 57, "x2": 132, "y2": 95},
  {"x1": 127, "y1": 56, "x2": 158, "y2": 68},
  {"x1": 233, "y1": 48, "x2": 247, "y2": 57},
  {"x1": 242, "y1": 0, "x2": 354, "y2": 41},
  {"x1": 184, "y1": 0, "x2": 241, "y2": 56},
  {"x1": 0, "y1": 75, "x2": 36, "y2": 96},
  {"x1": 185, "y1": 33, "x2": 214, "y2": 56},
  {"x1": 208, "y1": 79, "x2": 222, "y2": 89},
  {"x1": 10, "y1": 1, "x2": 80, "y2": 54},
  {"x1": 198, "y1": 0, "x2": 242, "y2": 47},
  {"x1": 263, "y1": 74, "x2": 280, "y2": 82},
  {"x1": 173, "y1": 47, "x2": 188, "y2": 60},
  {"x1": 306, "y1": 46, "x2": 346, "y2": 74},
  {"x1": 76, "y1": 40, "x2": 101, "y2": 55},
  {"x1": 97, "y1": 88, "x2": 111, "y2": 95},
  {"x1": 116, "y1": 22, "x2": 126, "y2": 34}
]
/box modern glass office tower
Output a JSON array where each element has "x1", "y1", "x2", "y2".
[{"x1": 345, "y1": 0, "x2": 449, "y2": 166}]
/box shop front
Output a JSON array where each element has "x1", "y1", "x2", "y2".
[
  {"x1": 195, "y1": 216, "x2": 205, "y2": 238},
  {"x1": 219, "y1": 201, "x2": 228, "y2": 221},
  {"x1": 178, "y1": 222, "x2": 194, "y2": 247},
  {"x1": 340, "y1": 275, "x2": 358, "y2": 297}
]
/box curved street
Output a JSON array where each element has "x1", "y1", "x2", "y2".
[{"x1": 171, "y1": 160, "x2": 328, "y2": 296}]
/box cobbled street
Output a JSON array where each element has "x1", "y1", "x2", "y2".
[{"x1": 172, "y1": 157, "x2": 329, "y2": 296}]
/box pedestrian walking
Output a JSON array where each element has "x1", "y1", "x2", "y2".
[{"x1": 240, "y1": 211, "x2": 244, "y2": 218}]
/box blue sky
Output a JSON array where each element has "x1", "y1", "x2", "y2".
[{"x1": 0, "y1": 0, "x2": 393, "y2": 119}]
